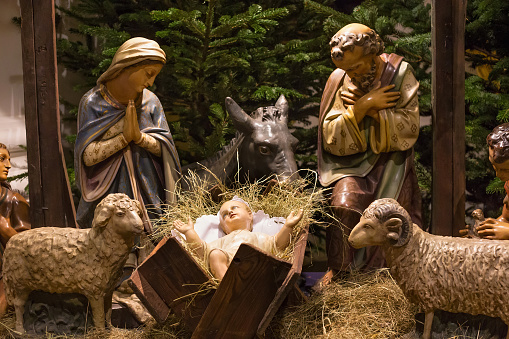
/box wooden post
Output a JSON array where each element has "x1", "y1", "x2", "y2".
[
  {"x1": 431, "y1": 0, "x2": 467, "y2": 236},
  {"x1": 19, "y1": 0, "x2": 76, "y2": 227}
]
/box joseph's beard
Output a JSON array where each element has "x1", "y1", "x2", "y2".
[{"x1": 351, "y1": 63, "x2": 377, "y2": 92}]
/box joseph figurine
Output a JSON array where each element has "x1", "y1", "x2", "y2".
[{"x1": 317, "y1": 23, "x2": 422, "y2": 285}]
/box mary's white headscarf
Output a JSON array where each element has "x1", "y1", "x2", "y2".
[{"x1": 97, "y1": 37, "x2": 166, "y2": 85}]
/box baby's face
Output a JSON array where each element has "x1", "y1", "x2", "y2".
[{"x1": 219, "y1": 200, "x2": 253, "y2": 234}]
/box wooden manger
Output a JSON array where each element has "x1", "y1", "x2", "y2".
[{"x1": 128, "y1": 223, "x2": 308, "y2": 338}]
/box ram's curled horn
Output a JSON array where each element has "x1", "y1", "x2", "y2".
[
  {"x1": 274, "y1": 95, "x2": 289, "y2": 124},
  {"x1": 225, "y1": 97, "x2": 259, "y2": 134},
  {"x1": 385, "y1": 212, "x2": 411, "y2": 247}
]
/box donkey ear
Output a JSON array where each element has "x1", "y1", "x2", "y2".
[
  {"x1": 274, "y1": 95, "x2": 289, "y2": 124},
  {"x1": 225, "y1": 97, "x2": 258, "y2": 134}
]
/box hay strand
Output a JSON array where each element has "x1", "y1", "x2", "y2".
[{"x1": 273, "y1": 269, "x2": 418, "y2": 339}]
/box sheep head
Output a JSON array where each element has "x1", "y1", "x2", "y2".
[
  {"x1": 92, "y1": 193, "x2": 144, "y2": 237},
  {"x1": 348, "y1": 198, "x2": 412, "y2": 248}
]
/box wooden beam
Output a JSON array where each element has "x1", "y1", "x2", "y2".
[
  {"x1": 431, "y1": 0, "x2": 467, "y2": 236},
  {"x1": 19, "y1": 0, "x2": 76, "y2": 227}
]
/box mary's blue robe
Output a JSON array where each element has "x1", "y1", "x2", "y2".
[{"x1": 75, "y1": 85, "x2": 180, "y2": 231}]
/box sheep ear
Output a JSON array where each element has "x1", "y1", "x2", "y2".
[
  {"x1": 385, "y1": 217, "x2": 402, "y2": 230},
  {"x1": 134, "y1": 200, "x2": 143, "y2": 217},
  {"x1": 92, "y1": 206, "x2": 112, "y2": 228},
  {"x1": 385, "y1": 218, "x2": 402, "y2": 244},
  {"x1": 387, "y1": 232, "x2": 399, "y2": 242},
  {"x1": 384, "y1": 214, "x2": 411, "y2": 247}
]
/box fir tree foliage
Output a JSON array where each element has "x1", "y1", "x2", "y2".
[
  {"x1": 150, "y1": 1, "x2": 292, "y2": 160},
  {"x1": 56, "y1": 0, "x2": 333, "y2": 168},
  {"x1": 464, "y1": 0, "x2": 509, "y2": 212}
]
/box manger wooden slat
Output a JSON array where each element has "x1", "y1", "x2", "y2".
[
  {"x1": 290, "y1": 225, "x2": 309, "y2": 274},
  {"x1": 129, "y1": 237, "x2": 214, "y2": 330},
  {"x1": 192, "y1": 243, "x2": 292, "y2": 339},
  {"x1": 257, "y1": 225, "x2": 309, "y2": 336},
  {"x1": 129, "y1": 270, "x2": 170, "y2": 324}
]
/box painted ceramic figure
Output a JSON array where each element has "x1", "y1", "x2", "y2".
[
  {"x1": 74, "y1": 37, "x2": 181, "y2": 233},
  {"x1": 460, "y1": 123, "x2": 509, "y2": 240},
  {"x1": 173, "y1": 197, "x2": 303, "y2": 280},
  {"x1": 3, "y1": 193, "x2": 143, "y2": 332},
  {"x1": 316, "y1": 23, "x2": 422, "y2": 284},
  {"x1": 182, "y1": 96, "x2": 299, "y2": 189},
  {"x1": 0, "y1": 143, "x2": 30, "y2": 317},
  {"x1": 349, "y1": 198, "x2": 509, "y2": 339}
]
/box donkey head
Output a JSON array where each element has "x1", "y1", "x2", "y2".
[{"x1": 225, "y1": 96, "x2": 299, "y2": 183}]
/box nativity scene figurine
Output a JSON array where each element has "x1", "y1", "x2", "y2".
[
  {"x1": 349, "y1": 198, "x2": 509, "y2": 339},
  {"x1": 0, "y1": 143, "x2": 31, "y2": 318},
  {"x1": 316, "y1": 23, "x2": 422, "y2": 285},
  {"x1": 3, "y1": 193, "x2": 143, "y2": 333},
  {"x1": 174, "y1": 196, "x2": 304, "y2": 280},
  {"x1": 74, "y1": 37, "x2": 181, "y2": 235}
]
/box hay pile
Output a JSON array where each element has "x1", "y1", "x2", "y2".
[
  {"x1": 273, "y1": 269, "x2": 418, "y2": 339},
  {"x1": 151, "y1": 170, "x2": 326, "y2": 278},
  {"x1": 0, "y1": 270, "x2": 417, "y2": 339},
  {"x1": 0, "y1": 311, "x2": 189, "y2": 338},
  {"x1": 1, "y1": 269, "x2": 497, "y2": 339}
]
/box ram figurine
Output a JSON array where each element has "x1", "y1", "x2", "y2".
[{"x1": 348, "y1": 198, "x2": 509, "y2": 339}]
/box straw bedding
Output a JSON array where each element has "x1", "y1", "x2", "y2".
[{"x1": 150, "y1": 171, "x2": 326, "y2": 280}]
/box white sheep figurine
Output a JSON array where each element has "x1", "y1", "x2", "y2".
[
  {"x1": 348, "y1": 198, "x2": 509, "y2": 339},
  {"x1": 2, "y1": 193, "x2": 144, "y2": 333}
]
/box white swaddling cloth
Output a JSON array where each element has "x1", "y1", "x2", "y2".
[
  {"x1": 192, "y1": 210, "x2": 286, "y2": 242},
  {"x1": 172, "y1": 195, "x2": 286, "y2": 242}
]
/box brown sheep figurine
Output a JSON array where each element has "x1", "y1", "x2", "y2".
[
  {"x1": 2, "y1": 193, "x2": 143, "y2": 333},
  {"x1": 348, "y1": 198, "x2": 509, "y2": 339}
]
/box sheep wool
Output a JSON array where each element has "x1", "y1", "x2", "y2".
[
  {"x1": 349, "y1": 198, "x2": 509, "y2": 339},
  {"x1": 387, "y1": 226, "x2": 509, "y2": 322},
  {"x1": 2, "y1": 193, "x2": 144, "y2": 333}
]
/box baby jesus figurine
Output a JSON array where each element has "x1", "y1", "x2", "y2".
[{"x1": 174, "y1": 196, "x2": 304, "y2": 280}]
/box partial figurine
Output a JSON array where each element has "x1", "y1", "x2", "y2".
[
  {"x1": 0, "y1": 143, "x2": 30, "y2": 318},
  {"x1": 173, "y1": 196, "x2": 303, "y2": 280},
  {"x1": 74, "y1": 37, "x2": 181, "y2": 233},
  {"x1": 0, "y1": 143, "x2": 30, "y2": 245},
  {"x1": 316, "y1": 23, "x2": 422, "y2": 284},
  {"x1": 460, "y1": 123, "x2": 509, "y2": 240},
  {"x1": 478, "y1": 123, "x2": 509, "y2": 240}
]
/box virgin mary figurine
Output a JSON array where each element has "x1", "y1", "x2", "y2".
[{"x1": 74, "y1": 37, "x2": 181, "y2": 232}]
